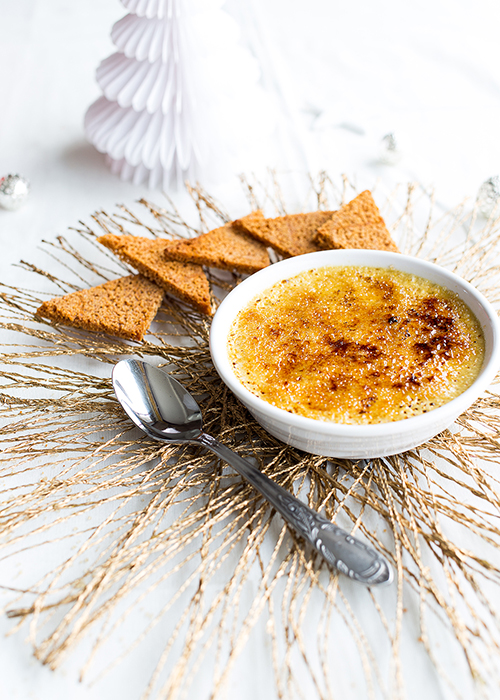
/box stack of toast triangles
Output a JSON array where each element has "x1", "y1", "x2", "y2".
[{"x1": 37, "y1": 190, "x2": 398, "y2": 340}]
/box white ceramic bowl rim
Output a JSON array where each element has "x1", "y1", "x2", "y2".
[{"x1": 210, "y1": 250, "x2": 500, "y2": 439}]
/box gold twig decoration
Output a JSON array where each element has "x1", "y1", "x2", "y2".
[{"x1": 1, "y1": 173, "x2": 500, "y2": 700}]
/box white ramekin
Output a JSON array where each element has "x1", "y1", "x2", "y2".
[{"x1": 209, "y1": 250, "x2": 500, "y2": 459}]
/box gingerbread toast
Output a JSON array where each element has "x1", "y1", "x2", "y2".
[
  {"x1": 162, "y1": 223, "x2": 270, "y2": 274},
  {"x1": 37, "y1": 274, "x2": 164, "y2": 341},
  {"x1": 314, "y1": 191, "x2": 399, "y2": 252},
  {"x1": 98, "y1": 234, "x2": 212, "y2": 315}
]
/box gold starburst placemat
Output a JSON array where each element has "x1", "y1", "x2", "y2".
[{"x1": 1, "y1": 174, "x2": 500, "y2": 700}]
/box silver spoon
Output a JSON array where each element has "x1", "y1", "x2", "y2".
[{"x1": 112, "y1": 359, "x2": 393, "y2": 586}]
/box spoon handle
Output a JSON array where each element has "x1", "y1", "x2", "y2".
[{"x1": 198, "y1": 433, "x2": 392, "y2": 586}]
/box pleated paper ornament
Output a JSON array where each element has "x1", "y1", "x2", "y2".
[{"x1": 85, "y1": 0, "x2": 271, "y2": 189}]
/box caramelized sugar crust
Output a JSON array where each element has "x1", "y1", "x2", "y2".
[{"x1": 228, "y1": 266, "x2": 485, "y2": 424}]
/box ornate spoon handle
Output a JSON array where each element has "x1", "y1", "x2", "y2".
[{"x1": 197, "y1": 433, "x2": 393, "y2": 586}]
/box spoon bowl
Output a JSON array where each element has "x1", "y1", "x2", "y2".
[{"x1": 113, "y1": 360, "x2": 203, "y2": 442}]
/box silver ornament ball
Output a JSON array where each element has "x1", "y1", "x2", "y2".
[
  {"x1": 477, "y1": 176, "x2": 500, "y2": 218},
  {"x1": 0, "y1": 174, "x2": 30, "y2": 211},
  {"x1": 379, "y1": 132, "x2": 401, "y2": 165}
]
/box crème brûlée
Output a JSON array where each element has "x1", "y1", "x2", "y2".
[{"x1": 227, "y1": 265, "x2": 485, "y2": 424}]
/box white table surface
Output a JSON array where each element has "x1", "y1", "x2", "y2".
[{"x1": 1, "y1": 1, "x2": 500, "y2": 699}]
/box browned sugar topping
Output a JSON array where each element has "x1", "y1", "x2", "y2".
[
  {"x1": 36, "y1": 274, "x2": 164, "y2": 341},
  {"x1": 228, "y1": 266, "x2": 484, "y2": 424},
  {"x1": 162, "y1": 222, "x2": 270, "y2": 274},
  {"x1": 314, "y1": 191, "x2": 399, "y2": 252},
  {"x1": 98, "y1": 233, "x2": 212, "y2": 315}
]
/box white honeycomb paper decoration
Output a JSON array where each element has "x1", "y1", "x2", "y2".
[{"x1": 85, "y1": 0, "x2": 270, "y2": 189}]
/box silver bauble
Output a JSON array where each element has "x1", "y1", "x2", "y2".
[
  {"x1": 379, "y1": 133, "x2": 401, "y2": 165},
  {"x1": 0, "y1": 174, "x2": 30, "y2": 211},
  {"x1": 477, "y1": 176, "x2": 500, "y2": 218}
]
